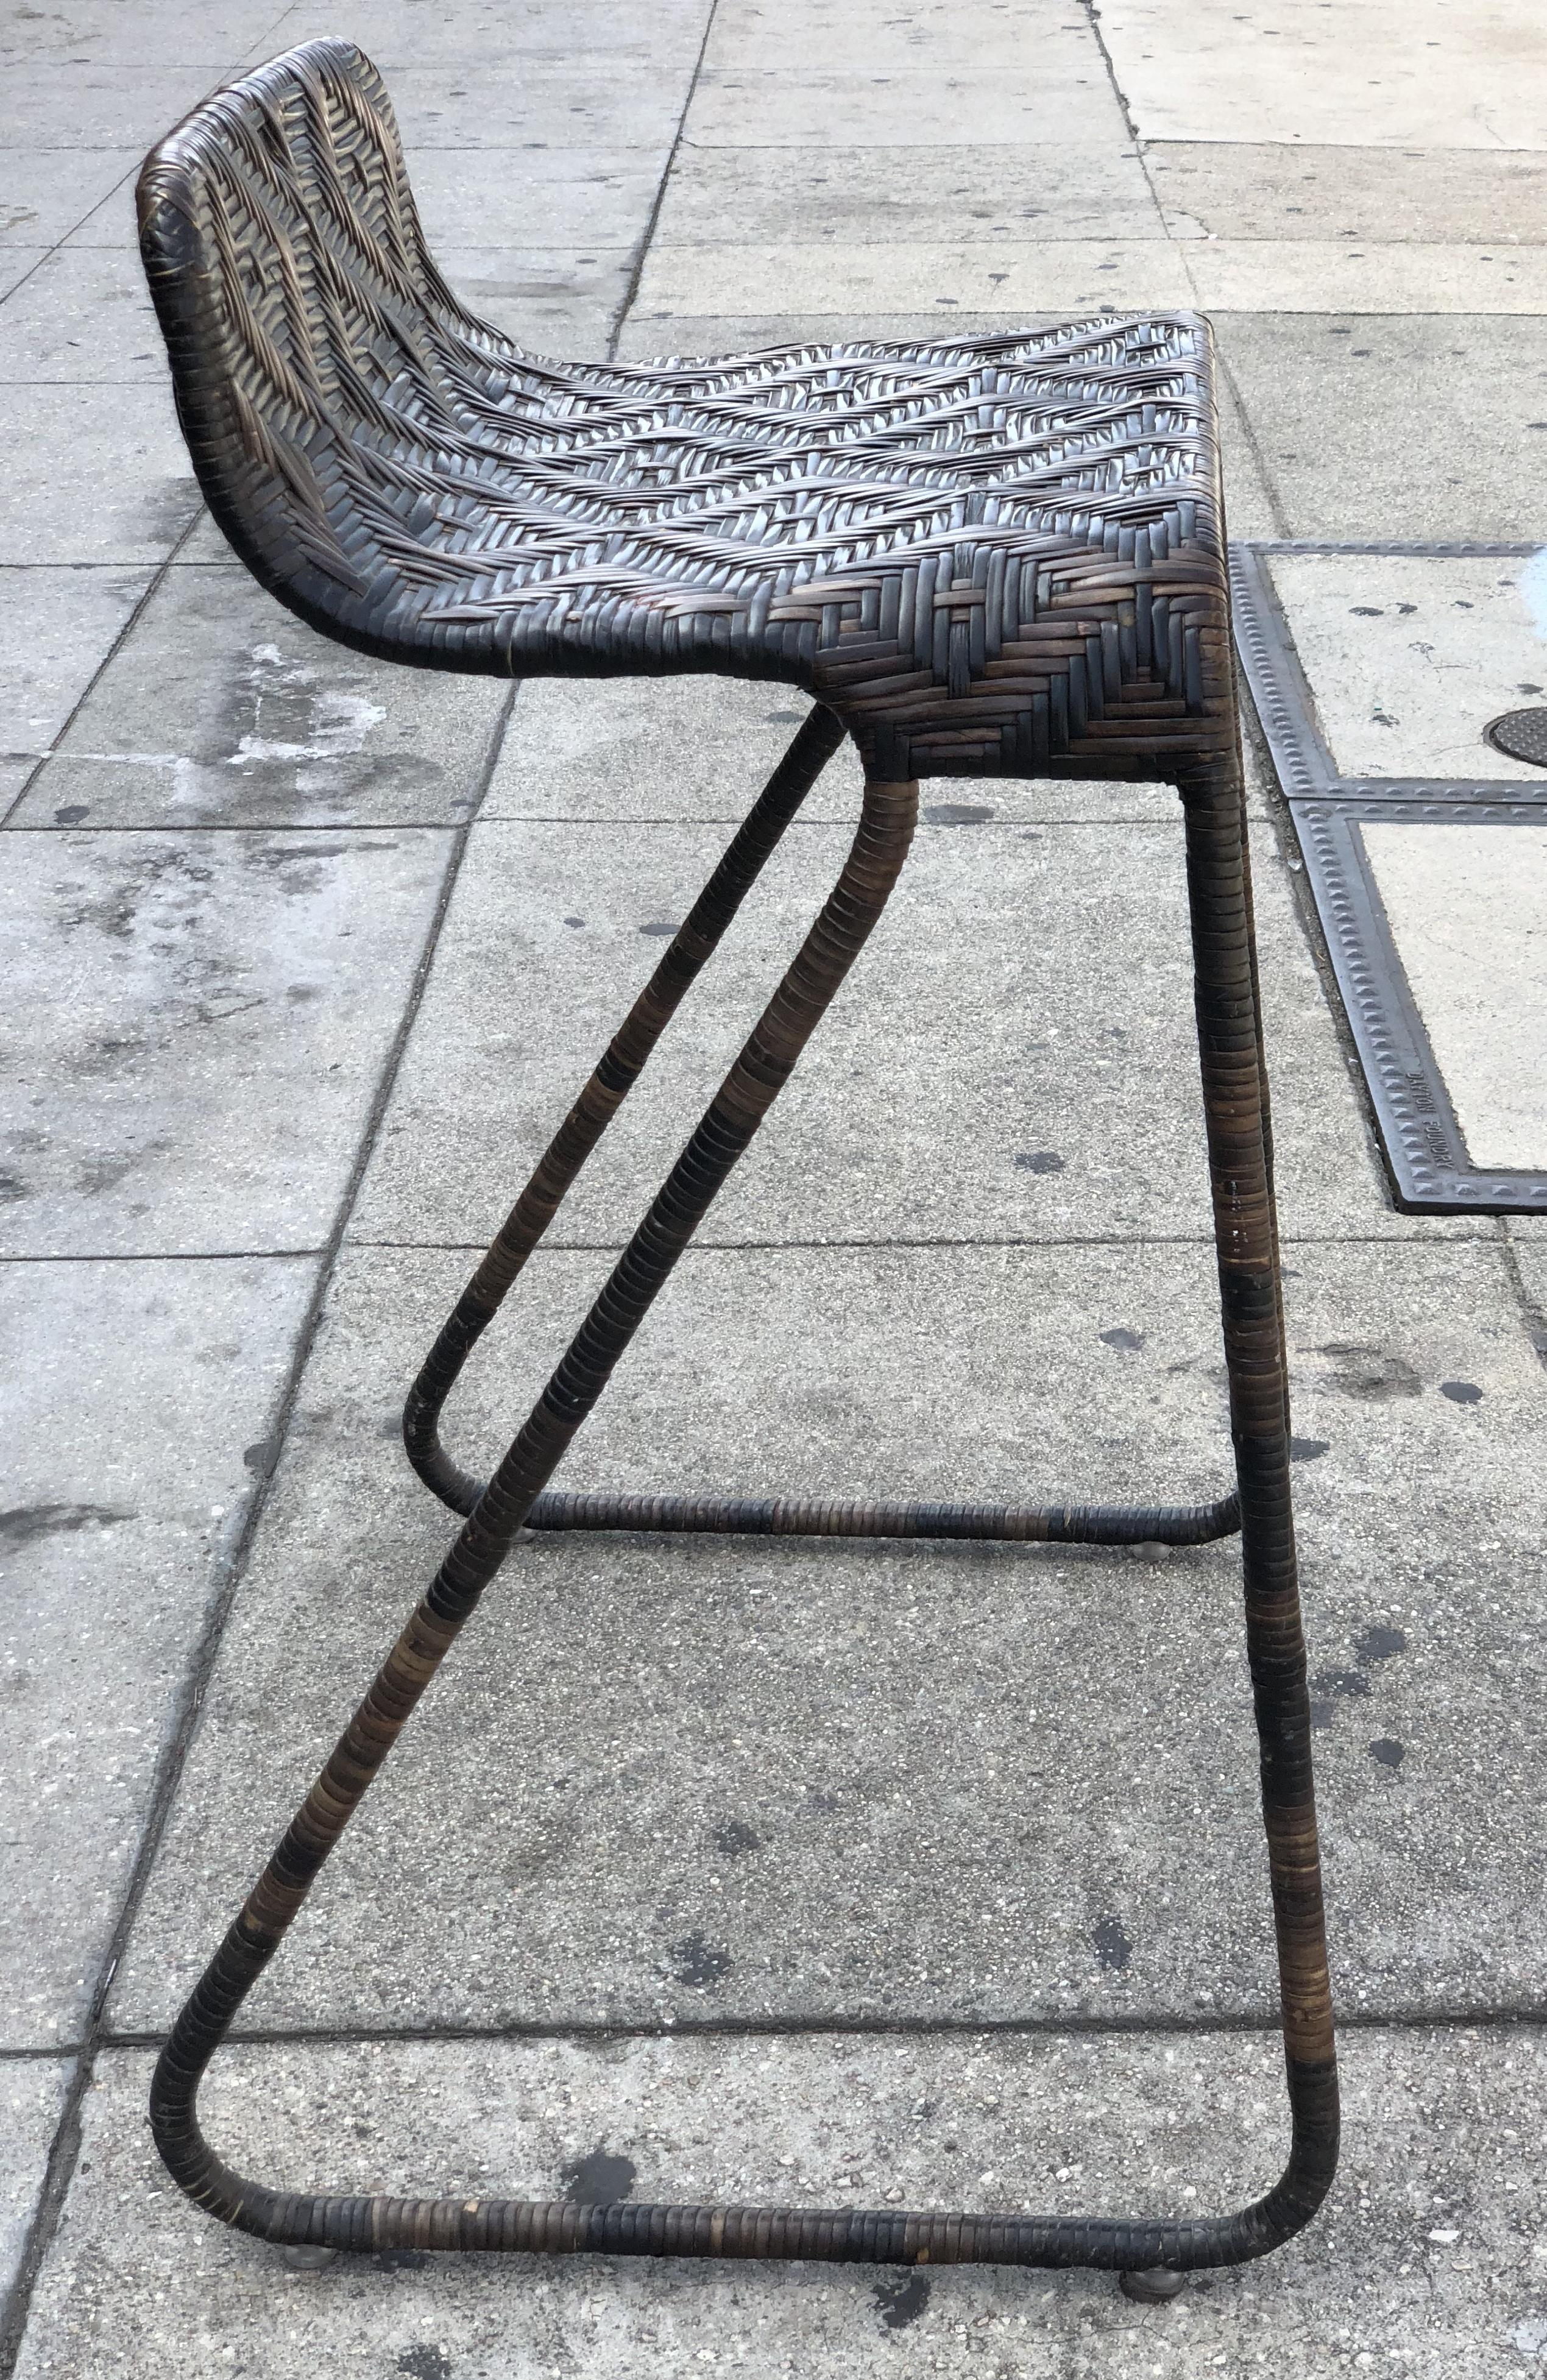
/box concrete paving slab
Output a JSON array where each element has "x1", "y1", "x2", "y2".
[
  {"x1": 1190, "y1": 244, "x2": 1547, "y2": 316},
  {"x1": 22, "y1": 2028, "x2": 1547, "y2": 2380},
  {"x1": 637, "y1": 240, "x2": 1547, "y2": 319},
  {"x1": 1214, "y1": 369, "x2": 1284, "y2": 543},
  {"x1": 0, "y1": 759, "x2": 35, "y2": 816},
  {"x1": 684, "y1": 67, "x2": 1133, "y2": 151},
  {"x1": 1148, "y1": 141, "x2": 1547, "y2": 245},
  {"x1": 9, "y1": 567, "x2": 509, "y2": 832},
  {"x1": 1508, "y1": 1231, "x2": 1547, "y2": 1300},
  {"x1": 345, "y1": 813, "x2": 1455, "y2": 1253},
  {"x1": 1360, "y1": 821, "x2": 1547, "y2": 1172},
  {"x1": 0, "y1": 66, "x2": 219, "y2": 152},
  {"x1": 0, "y1": 386, "x2": 199, "y2": 565},
  {"x1": 259, "y1": 0, "x2": 709, "y2": 67},
  {"x1": 1214, "y1": 315, "x2": 1547, "y2": 544},
  {"x1": 0, "y1": 0, "x2": 283, "y2": 65},
  {"x1": 1099, "y1": 0, "x2": 1547, "y2": 151},
  {"x1": 703, "y1": 0, "x2": 1099, "y2": 73},
  {"x1": 0, "y1": 247, "x2": 165, "y2": 382},
  {"x1": 635, "y1": 240, "x2": 1193, "y2": 316},
  {"x1": 171, "y1": 508, "x2": 254, "y2": 568},
  {"x1": 0, "y1": 1253, "x2": 316, "y2": 2044},
  {"x1": 482, "y1": 676, "x2": 1197, "y2": 827},
  {"x1": 433, "y1": 246, "x2": 632, "y2": 359},
  {"x1": 0, "y1": 826, "x2": 455, "y2": 1258},
  {"x1": 651, "y1": 141, "x2": 1159, "y2": 247},
  {"x1": 1265, "y1": 553, "x2": 1547, "y2": 784},
  {"x1": 1, "y1": 2058, "x2": 71, "y2": 2301},
  {"x1": 486, "y1": 676, "x2": 867, "y2": 824},
  {"x1": 0, "y1": 249, "x2": 46, "y2": 300},
  {"x1": 0, "y1": 564, "x2": 152, "y2": 763},
  {"x1": 110, "y1": 1233, "x2": 1542, "y2": 2036},
  {"x1": 406, "y1": 149, "x2": 674, "y2": 251},
  {"x1": 381, "y1": 63, "x2": 689, "y2": 154},
  {"x1": 0, "y1": 150, "x2": 138, "y2": 248}
]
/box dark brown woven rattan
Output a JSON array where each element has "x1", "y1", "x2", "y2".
[{"x1": 136, "y1": 39, "x2": 1337, "y2": 2290}]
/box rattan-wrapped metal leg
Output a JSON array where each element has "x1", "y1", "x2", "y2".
[
  {"x1": 405, "y1": 718, "x2": 1239, "y2": 1552},
  {"x1": 149, "y1": 750, "x2": 1337, "y2": 2276}
]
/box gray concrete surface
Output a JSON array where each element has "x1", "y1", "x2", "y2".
[
  {"x1": 2, "y1": 0, "x2": 1545, "y2": 2374},
  {"x1": 1269, "y1": 554, "x2": 1547, "y2": 785},
  {"x1": 15, "y1": 2030, "x2": 1547, "y2": 2380},
  {"x1": 1361, "y1": 823, "x2": 1547, "y2": 1171}
]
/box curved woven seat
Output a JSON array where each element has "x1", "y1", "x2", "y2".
[
  {"x1": 136, "y1": 38, "x2": 1336, "y2": 2303},
  {"x1": 138, "y1": 39, "x2": 1229, "y2": 785}
]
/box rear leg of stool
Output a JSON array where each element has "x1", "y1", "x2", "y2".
[{"x1": 406, "y1": 715, "x2": 1242, "y2": 1551}]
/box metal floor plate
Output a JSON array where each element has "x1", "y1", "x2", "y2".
[{"x1": 1231, "y1": 540, "x2": 1547, "y2": 1214}]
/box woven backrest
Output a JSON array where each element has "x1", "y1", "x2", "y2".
[{"x1": 137, "y1": 40, "x2": 506, "y2": 635}]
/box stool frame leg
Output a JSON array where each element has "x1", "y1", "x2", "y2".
[
  {"x1": 149, "y1": 726, "x2": 1337, "y2": 2277},
  {"x1": 405, "y1": 709, "x2": 1241, "y2": 1551}
]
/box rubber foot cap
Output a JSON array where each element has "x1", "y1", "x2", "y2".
[
  {"x1": 1119, "y1": 2267, "x2": 1185, "y2": 2304},
  {"x1": 282, "y1": 2244, "x2": 338, "y2": 2270}
]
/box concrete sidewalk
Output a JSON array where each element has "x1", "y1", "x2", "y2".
[{"x1": 2, "y1": 2, "x2": 1545, "y2": 2374}]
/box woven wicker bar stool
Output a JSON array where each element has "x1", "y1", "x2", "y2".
[{"x1": 136, "y1": 39, "x2": 1337, "y2": 2298}]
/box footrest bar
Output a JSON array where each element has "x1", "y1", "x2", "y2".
[
  {"x1": 521, "y1": 1487, "x2": 1241, "y2": 1546},
  {"x1": 246, "y1": 2181, "x2": 1317, "y2": 2266}
]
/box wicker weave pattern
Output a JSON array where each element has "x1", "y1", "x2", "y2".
[{"x1": 137, "y1": 39, "x2": 1231, "y2": 782}]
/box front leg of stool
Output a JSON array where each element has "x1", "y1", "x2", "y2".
[
  {"x1": 403, "y1": 701, "x2": 848, "y2": 1514},
  {"x1": 1174, "y1": 751, "x2": 1340, "y2": 2279}
]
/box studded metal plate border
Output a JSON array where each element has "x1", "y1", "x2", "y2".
[{"x1": 1230, "y1": 540, "x2": 1547, "y2": 1214}]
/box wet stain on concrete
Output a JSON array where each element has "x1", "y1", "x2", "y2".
[
  {"x1": 713, "y1": 1819, "x2": 762, "y2": 1856},
  {"x1": 1369, "y1": 1738, "x2": 1406, "y2": 1768},
  {"x1": 1092, "y1": 1914, "x2": 1132, "y2": 1972},
  {"x1": 0, "y1": 1503, "x2": 133, "y2": 1550},
  {"x1": 639, "y1": 919, "x2": 679, "y2": 936},
  {"x1": 1014, "y1": 1150, "x2": 1064, "y2": 1174},
  {"x1": 1290, "y1": 1436, "x2": 1329, "y2": 1461},
  {"x1": 397, "y1": 2349, "x2": 452, "y2": 2379},
  {"x1": 924, "y1": 802, "x2": 996, "y2": 825},
  {"x1": 1315, "y1": 1342, "x2": 1421, "y2": 1400},
  {"x1": 874, "y1": 2272, "x2": 932, "y2": 2331},
  {"x1": 1312, "y1": 1668, "x2": 1370, "y2": 1704},
  {"x1": 1311, "y1": 1620, "x2": 1407, "y2": 1730},
  {"x1": 1439, "y1": 1379, "x2": 1484, "y2": 1404},
  {"x1": 671, "y1": 1930, "x2": 733, "y2": 1988},
  {"x1": 561, "y1": 2147, "x2": 638, "y2": 2203},
  {"x1": 1099, "y1": 1326, "x2": 1145, "y2": 1350}
]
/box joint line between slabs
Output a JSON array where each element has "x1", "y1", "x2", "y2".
[
  {"x1": 607, "y1": 0, "x2": 722, "y2": 362},
  {"x1": 0, "y1": 684, "x2": 520, "y2": 2376},
  {"x1": 339, "y1": 1230, "x2": 1500, "y2": 1254},
  {"x1": 91, "y1": 2001, "x2": 1547, "y2": 2056},
  {"x1": 0, "y1": 1233, "x2": 1499, "y2": 1267},
  {"x1": 0, "y1": 507, "x2": 207, "y2": 834}
]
